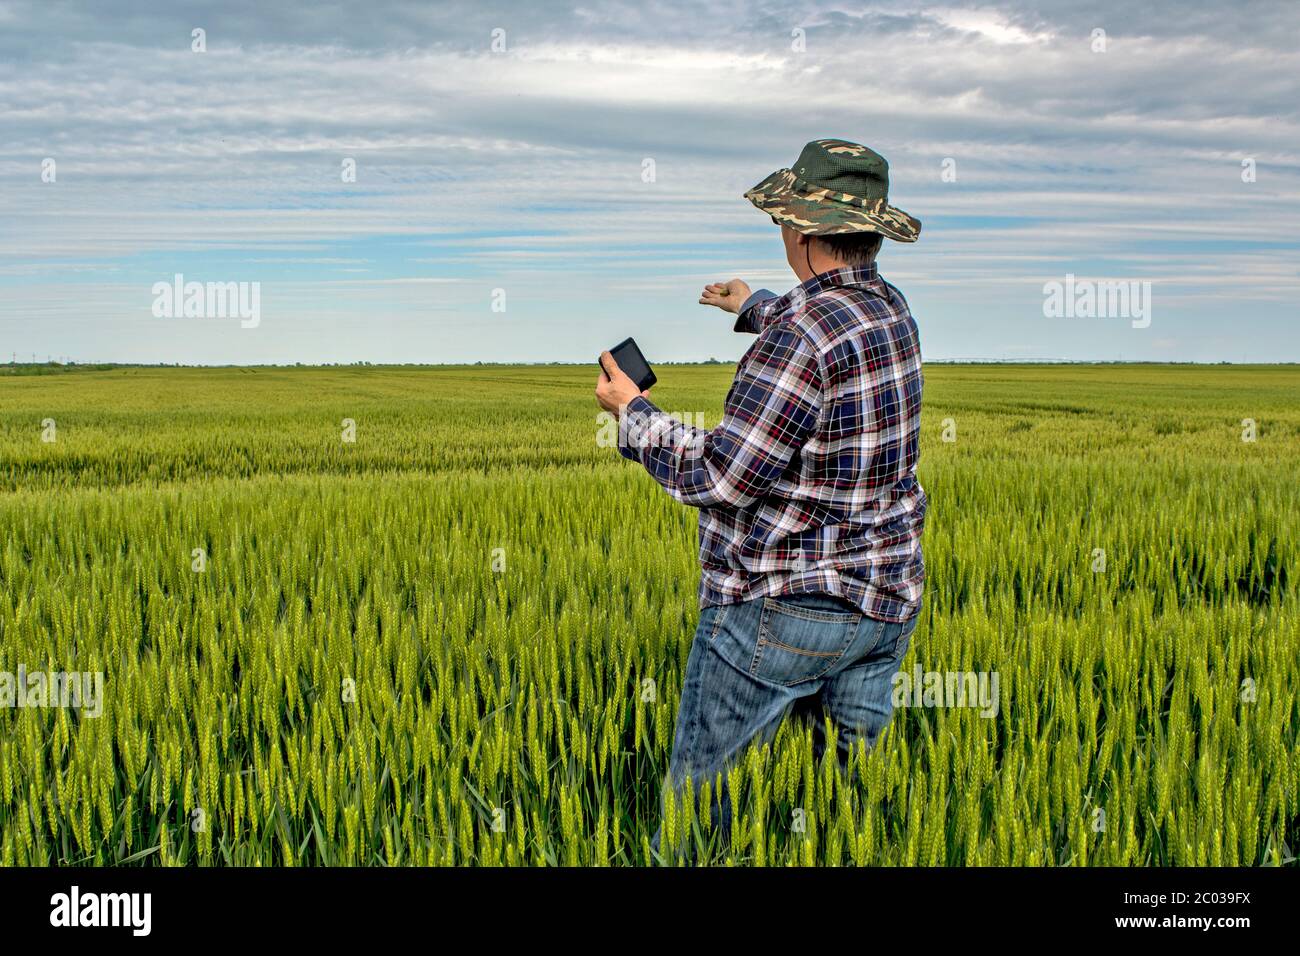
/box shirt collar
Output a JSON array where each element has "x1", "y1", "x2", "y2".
[
  {"x1": 760, "y1": 263, "x2": 881, "y2": 318},
  {"x1": 800, "y1": 263, "x2": 879, "y2": 296}
]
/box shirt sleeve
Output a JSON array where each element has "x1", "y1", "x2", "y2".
[
  {"x1": 617, "y1": 323, "x2": 823, "y2": 509},
  {"x1": 733, "y1": 289, "x2": 777, "y2": 333}
]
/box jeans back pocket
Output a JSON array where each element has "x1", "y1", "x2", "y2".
[
  {"x1": 888, "y1": 615, "x2": 919, "y2": 662},
  {"x1": 751, "y1": 596, "x2": 861, "y2": 686}
]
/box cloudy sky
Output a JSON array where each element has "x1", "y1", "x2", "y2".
[{"x1": 2, "y1": 0, "x2": 1297, "y2": 364}]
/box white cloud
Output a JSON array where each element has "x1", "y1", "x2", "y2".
[{"x1": 930, "y1": 8, "x2": 1053, "y2": 44}]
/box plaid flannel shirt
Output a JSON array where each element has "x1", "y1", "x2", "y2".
[{"x1": 617, "y1": 263, "x2": 925, "y2": 622}]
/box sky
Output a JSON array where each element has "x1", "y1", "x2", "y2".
[{"x1": 1, "y1": 0, "x2": 1298, "y2": 365}]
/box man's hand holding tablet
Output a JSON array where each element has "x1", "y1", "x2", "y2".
[{"x1": 595, "y1": 337, "x2": 654, "y2": 417}]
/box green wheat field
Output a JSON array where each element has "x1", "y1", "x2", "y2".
[{"x1": 1, "y1": 363, "x2": 1296, "y2": 866}]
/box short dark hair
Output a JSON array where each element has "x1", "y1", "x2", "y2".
[{"x1": 813, "y1": 231, "x2": 882, "y2": 266}]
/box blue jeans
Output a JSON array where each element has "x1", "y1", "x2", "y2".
[{"x1": 651, "y1": 592, "x2": 917, "y2": 858}]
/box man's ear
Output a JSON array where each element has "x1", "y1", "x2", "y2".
[{"x1": 793, "y1": 231, "x2": 812, "y2": 247}]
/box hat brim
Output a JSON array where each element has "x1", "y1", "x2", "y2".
[{"x1": 744, "y1": 168, "x2": 921, "y2": 242}]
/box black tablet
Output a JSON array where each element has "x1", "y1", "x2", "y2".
[{"x1": 603, "y1": 337, "x2": 656, "y2": 392}]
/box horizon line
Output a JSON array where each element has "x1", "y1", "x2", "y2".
[{"x1": 4, "y1": 359, "x2": 1298, "y2": 370}]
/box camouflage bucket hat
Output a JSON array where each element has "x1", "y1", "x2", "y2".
[{"x1": 744, "y1": 138, "x2": 921, "y2": 241}]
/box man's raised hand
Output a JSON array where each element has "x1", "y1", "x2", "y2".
[{"x1": 699, "y1": 278, "x2": 751, "y2": 315}]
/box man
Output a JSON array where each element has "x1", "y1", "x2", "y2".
[{"x1": 595, "y1": 139, "x2": 926, "y2": 853}]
